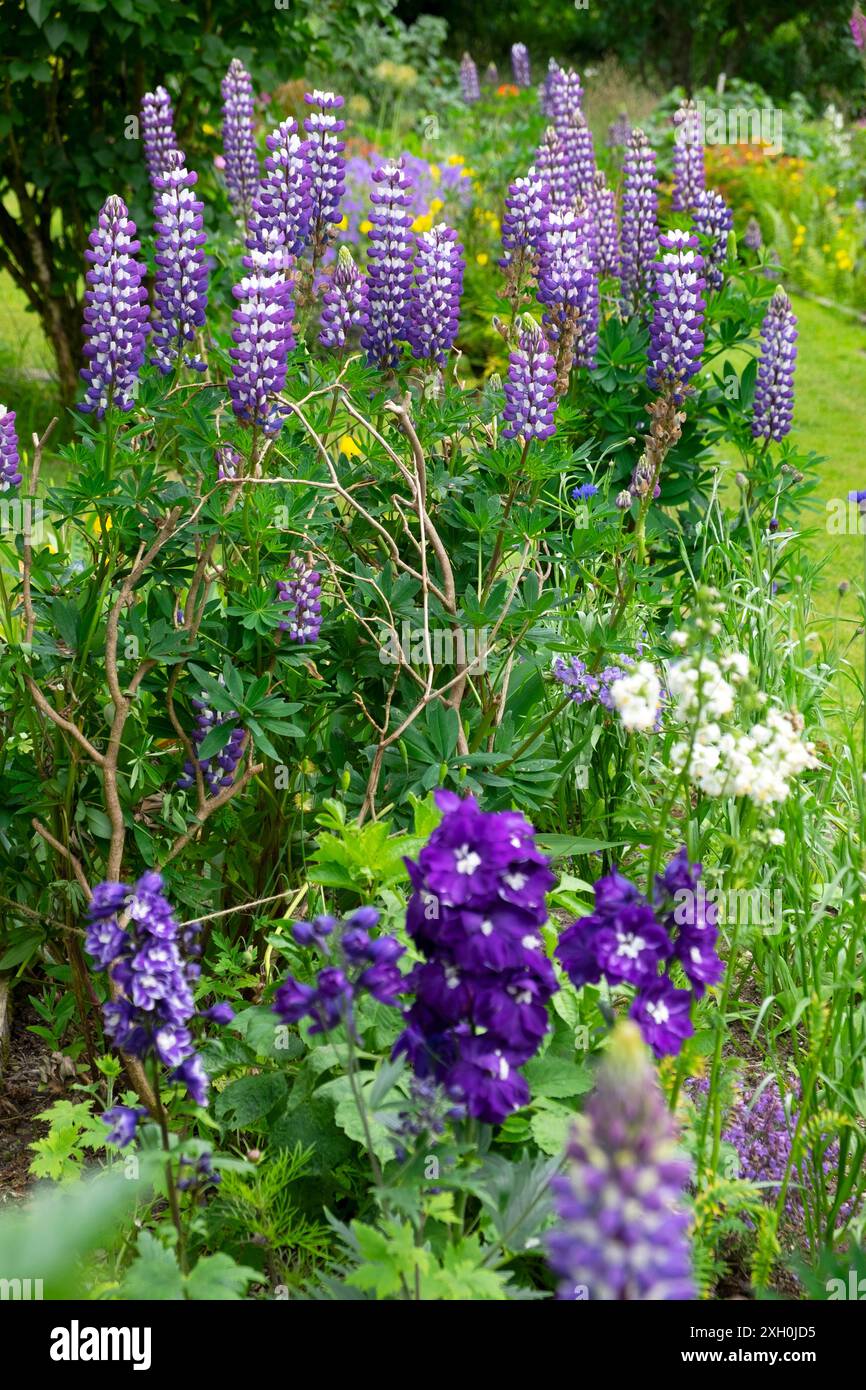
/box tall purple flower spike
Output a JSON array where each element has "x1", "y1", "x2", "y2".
[
  {"x1": 502, "y1": 315, "x2": 558, "y2": 442},
  {"x1": 500, "y1": 166, "x2": 549, "y2": 268},
  {"x1": 537, "y1": 205, "x2": 595, "y2": 355},
  {"x1": 646, "y1": 229, "x2": 707, "y2": 399},
  {"x1": 593, "y1": 170, "x2": 620, "y2": 279},
  {"x1": 511, "y1": 43, "x2": 531, "y2": 88},
  {"x1": 0, "y1": 406, "x2": 22, "y2": 494},
  {"x1": 140, "y1": 86, "x2": 178, "y2": 184},
  {"x1": 320, "y1": 246, "x2": 367, "y2": 350},
  {"x1": 221, "y1": 58, "x2": 260, "y2": 222},
  {"x1": 556, "y1": 112, "x2": 596, "y2": 204},
  {"x1": 228, "y1": 227, "x2": 295, "y2": 434},
  {"x1": 277, "y1": 554, "x2": 323, "y2": 643},
  {"x1": 752, "y1": 286, "x2": 798, "y2": 442},
  {"x1": 247, "y1": 117, "x2": 311, "y2": 260},
  {"x1": 460, "y1": 53, "x2": 480, "y2": 104},
  {"x1": 177, "y1": 686, "x2": 247, "y2": 796},
  {"x1": 619, "y1": 128, "x2": 659, "y2": 313},
  {"x1": 672, "y1": 98, "x2": 705, "y2": 214},
  {"x1": 407, "y1": 223, "x2": 464, "y2": 365},
  {"x1": 150, "y1": 151, "x2": 209, "y2": 374},
  {"x1": 303, "y1": 91, "x2": 346, "y2": 262},
  {"x1": 361, "y1": 159, "x2": 415, "y2": 369},
  {"x1": 571, "y1": 196, "x2": 599, "y2": 370},
  {"x1": 540, "y1": 59, "x2": 559, "y2": 117},
  {"x1": 79, "y1": 195, "x2": 149, "y2": 418},
  {"x1": 534, "y1": 126, "x2": 568, "y2": 209},
  {"x1": 692, "y1": 188, "x2": 733, "y2": 292},
  {"x1": 547, "y1": 1021, "x2": 695, "y2": 1300},
  {"x1": 546, "y1": 64, "x2": 582, "y2": 123}
]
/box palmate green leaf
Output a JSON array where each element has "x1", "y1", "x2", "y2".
[
  {"x1": 121, "y1": 1232, "x2": 185, "y2": 1301},
  {"x1": 184, "y1": 1252, "x2": 259, "y2": 1300},
  {"x1": 214, "y1": 1072, "x2": 288, "y2": 1130}
]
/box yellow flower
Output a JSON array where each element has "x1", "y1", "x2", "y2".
[
  {"x1": 446, "y1": 154, "x2": 465, "y2": 166},
  {"x1": 93, "y1": 514, "x2": 113, "y2": 536},
  {"x1": 796, "y1": 224, "x2": 806, "y2": 235},
  {"x1": 476, "y1": 252, "x2": 489, "y2": 266},
  {"x1": 412, "y1": 212, "x2": 433, "y2": 233},
  {"x1": 822, "y1": 243, "x2": 831, "y2": 252},
  {"x1": 460, "y1": 167, "x2": 474, "y2": 179},
  {"x1": 429, "y1": 197, "x2": 444, "y2": 214},
  {"x1": 359, "y1": 219, "x2": 372, "y2": 234},
  {"x1": 428, "y1": 163, "x2": 441, "y2": 183},
  {"x1": 202, "y1": 122, "x2": 216, "y2": 136},
  {"x1": 337, "y1": 214, "x2": 348, "y2": 231},
  {"x1": 339, "y1": 435, "x2": 363, "y2": 459}
]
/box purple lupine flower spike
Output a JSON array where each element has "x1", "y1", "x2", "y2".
[
  {"x1": 0, "y1": 406, "x2": 22, "y2": 494},
  {"x1": 546, "y1": 64, "x2": 582, "y2": 123},
  {"x1": 221, "y1": 59, "x2": 260, "y2": 222},
  {"x1": 460, "y1": 53, "x2": 480, "y2": 104},
  {"x1": 361, "y1": 159, "x2": 415, "y2": 369},
  {"x1": 277, "y1": 554, "x2": 322, "y2": 643},
  {"x1": 540, "y1": 59, "x2": 559, "y2": 117},
  {"x1": 511, "y1": 43, "x2": 531, "y2": 88},
  {"x1": 140, "y1": 86, "x2": 178, "y2": 184},
  {"x1": 593, "y1": 170, "x2": 620, "y2": 279},
  {"x1": 228, "y1": 227, "x2": 295, "y2": 434},
  {"x1": 534, "y1": 126, "x2": 568, "y2": 209},
  {"x1": 177, "y1": 684, "x2": 247, "y2": 795},
  {"x1": 619, "y1": 128, "x2": 659, "y2": 313},
  {"x1": 393, "y1": 789, "x2": 558, "y2": 1125},
  {"x1": 743, "y1": 217, "x2": 762, "y2": 251},
  {"x1": 538, "y1": 204, "x2": 596, "y2": 387},
  {"x1": 500, "y1": 166, "x2": 549, "y2": 274},
  {"x1": 303, "y1": 91, "x2": 346, "y2": 264},
  {"x1": 692, "y1": 188, "x2": 733, "y2": 293},
  {"x1": 646, "y1": 229, "x2": 707, "y2": 399},
  {"x1": 672, "y1": 98, "x2": 705, "y2": 214},
  {"x1": 556, "y1": 112, "x2": 596, "y2": 204},
  {"x1": 407, "y1": 223, "x2": 464, "y2": 366},
  {"x1": 320, "y1": 246, "x2": 367, "y2": 351},
  {"x1": 79, "y1": 196, "x2": 149, "y2": 418},
  {"x1": 571, "y1": 196, "x2": 599, "y2": 371},
  {"x1": 247, "y1": 117, "x2": 311, "y2": 260},
  {"x1": 752, "y1": 286, "x2": 798, "y2": 442},
  {"x1": 484, "y1": 63, "x2": 499, "y2": 87},
  {"x1": 547, "y1": 1021, "x2": 695, "y2": 1300},
  {"x1": 502, "y1": 315, "x2": 558, "y2": 442},
  {"x1": 606, "y1": 110, "x2": 631, "y2": 148},
  {"x1": 216, "y1": 444, "x2": 242, "y2": 481},
  {"x1": 150, "y1": 150, "x2": 209, "y2": 375}
]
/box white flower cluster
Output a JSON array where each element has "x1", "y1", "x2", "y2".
[
  {"x1": 668, "y1": 652, "x2": 818, "y2": 805},
  {"x1": 609, "y1": 661, "x2": 663, "y2": 732}
]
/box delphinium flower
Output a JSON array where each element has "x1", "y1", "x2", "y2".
[
  {"x1": 501, "y1": 314, "x2": 558, "y2": 442},
  {"x1": 619, "y1": 129, "x2": 659, "y2": 313},
  {"x1": 406, "y1": 223, "x2": 464, "y2": 366},
  {"x1": 555, "y1": 845, "x2": 722, "y2": 1056},
  {"x1": 692, "y1": 188, "x2": 733, "y2": 293},
  {"x1": 552, "y1": 655, "x2": 600, "y2": 704},
  {"x1": 751, "y1": 286, "x2": 798, "y2": 442},
  {"x1": 228, "y1": 227, "x2": 295, "y2": 434},
  {"x1": 319, "y1": 246, "x2": 367, "y2": 350},
  {"x1": 394, "y1": 1077, "x2": 463, "y2": 1161},
  {"x1": 246, "y1": 117, "x2": 311, "y2": 261},
  {"x1": 79, "y1": 196, "x2": 149, "y2": 418},
  {"x1": 140, "y1": 86, "x2": 178, "y2": 184},
  {"x1": 460, "y1": 53, "x2": 480, "y2": 104},
  {"x1": 0, "y1": 405, "x2": 22, "y2": 493},
  {"x1": 303, "y1": 91, "x2": 347, "y2": 266},
  {"x1": 361, "y1": 159, "x2": 415, "y2": 369},
  {"x1": 85, "y1": 871, "x2": 231, "y2": 1142},
  {"x1": 177, "y1": 686, "x2": 247, "y2": 796},
  {"x1": 511, "y1": 42, "x2": 531, "y2": 88},
  {"x1": 592, "y1": 170, "x2": 620, "y2": 279},
  {"x1": 547, "y1": 1020, "x2": 695, "y2": 1300},
  {"x1": 671, "y1": 97, "x2": 705, "y2": 214},
  {"x1": 393, "y1": 790, "x2": 558, "y2": 1125},
  {"x1": 216, "y1": 444, "x2": 242, "y2": 481},
  {"x1": 149, "y1": 151, "x2": 209, "y2": 375},
  {"x1": 273, "y1": 907, "x2": 405, "y2": 1038},
  {"x1": 221, "y1": 59, "x2": 260, "y2": 222},
  {"x1": 177, "y1": 1152, "x2": 221, "y2": 1194},
  {"x1": 743, "y1": 217, "x2": 763, "y2": 251},
  {"x1": 646, "y1": 230, "x2": 706, "y2": 399},
  {"x1": 537, "y1": 205, "x2": 596, "y2": 386},
  {"x1": 276, "y1": 554, "x2": 322, "y2": 643}
]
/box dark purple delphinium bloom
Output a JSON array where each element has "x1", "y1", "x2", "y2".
[
  {"x1": 0, "y1": 406, "x2": 22, "y2": 494},
  {"x1": 150, "y1": 151, "x2": 208, "y2": 375},
  {"x1": 140, "y1": 86, "x2": 178, "y2": 185},
  {"x1": 361, "y1": 160, "x2": 415, "y2": 369},
  {"x1": 303, "y1": 91, "x2": 346, "y2": 263},
  {"x1": 216, "y1": 443, "x2": 242, "y2": 481},
  {"x1": 500, "y1": 167, "x2": 549, "y2": 270},
  {"x1": 85, "y1": 872, "x2": 231, "y2": 1111},
  {"x1": 672, "y1": 98, "x2": 705, "y2": 214},
  {"x1": 406, "y1": 223, "x2": 464, "y2": 366},
  {"x1": 176, "y1": 685, "x2": 247, "y2": 796},
  {"x1": 319, "y1": 246, "x2": 367, "y2": 350},
  {"x1": 646, "y1": 230, "x2": 707, "y2": 400},
  {"x1": 79, "y1": 196, "x2": 149, "y2": 418},
  {"x1": 692, "y1": 187, "x2": 733, "y2": 293},
  {"x1": 592, "y1": 170, "x2": 620, "y2": 279},
  {"x1": 221, "y1": 59, "x2": 260, "y2": 222},
  {"x1": 511, "y1": 42, "x2": 531, "y2": 88},
  {"x1": 393, "y1": 789, "x2": 558, "y2": 1126},
  {"x1": 273, "y1": 907, "x2": 405, "y2": 1038},
  {"x1": 276, "y1": 554, "x2": 322, "y2": 643},
  {"x1": 460, "y1": 53, "x2": 480, "y2": 104},
  {"x1": 547, "y1": 1021, "x2": 695, "y2": 1300},
  {"x1": 552, "y1": 655, "x2": 600, "y2": 704},
  {"x1": 751, "y1": 286, "x2": 798, "y2": 442},
  {"x1": 501, "y1": 315, "x2": 558, "y2": 442},
  {"x1": 743, "y1": 217, "x2": 762, "y2": 251},
  {"x1": 247, "y1": 117, "x2": 311, "y2": 261},
  {"x1": 177, "y1": 1151, "x2": 221, "y2": 1193},
  {"x1": 619, "y1": 129, "x2": 659, "y2": 313},
  {"x1": 102, "y1": 1105, "x2": 149, "y2": 1149},
  {"x1": 228, "y1": 228, "x2": 295, "y2": 434}
]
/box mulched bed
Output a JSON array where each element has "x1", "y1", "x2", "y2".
[{"x1": 0, "y1": 994, "x2": 54, "y2": 1203}]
